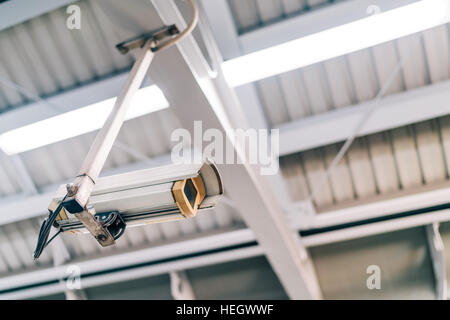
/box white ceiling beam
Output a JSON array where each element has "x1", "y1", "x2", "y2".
[
  {"x1": 300, "y1": 181, "x2": 450, "y2": 230},
  {"x1": 238, "y1": 0, "x2": 420, "y2": 54},
  {"x1": 150, "y1": 0, "x2": 321, "y2": 300},
  {"x1": 49, "y1": 227, "x2": 71, "y2": 267},
  {"x1": 170, "y1": 271, "x2": 195, "y2": 300},
  {"x1": 277, "y1": 79, "x2": 450, "y2": 156},
  {"x1": 426, "y1": 223, "x2": 447, "y2": 300},
  {"x1": 302, "y1": 209, "x2": 450, "y2": 247},
  {"x1": 0, "y1": 0, "x2": 79, "y2": 31},
  {"x1": 0, "y1": 192, "x2": 54, "y2": 225},
  {"x1": 64, "y1": 289, "x2": 87, "y2": 300},
  {"x1": 199, "y1": 0, "x2": 241, "y2": 60},
  {"x1": 200, "y1": 0, "x2": 296, "y2": 211},
  {"x1": 0, "y1": 151, "x2": 38, "y2": 195}
]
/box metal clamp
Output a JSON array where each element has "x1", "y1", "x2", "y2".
[
  {"x1": 116, "y1": 24, "x2": 180, "y2": 54},
  {"x1": 95, "y1": 211, "x2": 126, "y2": 241}
]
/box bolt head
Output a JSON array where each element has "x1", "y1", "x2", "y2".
[
  {"x1": 66, "y1": 184, "x2": 78, "y2": 196},
  {"x1": 97, "y1": 234, "x2": 107, "y2": 242}
]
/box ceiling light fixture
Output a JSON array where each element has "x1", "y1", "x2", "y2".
[
  {"x1": 0, "y1": 85, "x2": 169, "y2": 155},
  {"x1": 222, "y1": 0, "x2": 450, "y2": 87}
]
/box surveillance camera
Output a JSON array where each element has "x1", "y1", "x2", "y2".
[{"x1": 48, "y1": 160, "x2": 223, "y2": 239}]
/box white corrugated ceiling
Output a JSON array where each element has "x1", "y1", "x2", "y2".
[{"x1": 0, "y1": 0, "x2": 449, "y2": 299}]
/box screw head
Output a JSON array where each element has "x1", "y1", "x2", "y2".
[
  {"x1": 66, "y1": 184, "x2": 78, "y2": 197},
  {"x1": 97, "y1": 234, "x2": 107, "y2": 242}
]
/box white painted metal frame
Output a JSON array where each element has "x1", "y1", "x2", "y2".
[
  {"x1": 298, "y1": 181, "x2": 450, "y2": 230},
  {"x1": 302, "y1": 209, "x2": 450, "y2": 247},
  {"x1": 150, "y1": 0, "x2": 321, "y2": 300},
  {"x1": 170, "y1": 271, "x2": 195, "y2": 300},
  {"x1": 200, "y1": 0, "x2": 296, "y2": 211},
  {"x1": 426, "y1": 223, "x2": 447, "y2": 300},
  {"x1": 0, "y1": 151, "x2": 37, "y2": 195}
]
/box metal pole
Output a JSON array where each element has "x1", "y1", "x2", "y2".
[{"x1": 61, "y1": 39, "x2": 155, "y2": 245}]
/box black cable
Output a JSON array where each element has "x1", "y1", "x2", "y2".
[{"x1": 33, "y1": 194, "x2": 67, "y2": 260}]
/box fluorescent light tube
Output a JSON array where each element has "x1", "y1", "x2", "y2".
[
  {"x1": 223, "y1": 0, "x2": 450, "y2": 87},
  {"x1": 0, "y1": 85, "x2": 169, "y2": 155}
]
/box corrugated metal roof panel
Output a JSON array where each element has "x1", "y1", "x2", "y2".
[
  {"x1": 228, "y1": 0, "x2": 343, "y2": 33},
  {"x1": 0, "y1": 158, "x2": 21, "y2": 197},
  {"x1": 0, "y1": 3, "x2": 133, "y2": 113},
  {"x1": 281, "y1": 115, "x2": 450, "y2": 208},
  {"x1": 255, "y1": 24, "x2": 450, "y2": 127}
]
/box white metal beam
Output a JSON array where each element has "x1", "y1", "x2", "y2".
[
  {"x1": 300, "y1": 181, "x2": 450, "y2": 230},
  {"x1": 199, "y1": 0, "x2": 241, "y2": 60},
  {"x1": 170, "y1": 271, "x2": 195, "y2": 300},
  {"x1": 426, "y1": 223, "x2": 447, "y2": 300},
  {"x1": 64, "y1": 289, "x2": 87, "y2": 300},
  {"x1": 302, "y1": 209, "x2": 450, "y2": 247},
  {"x1": 0, "y1": 0, "x2": 79, "y2": 32},
  {"x1": 277, "y1": 79, "x2": 450, "y2": 156},
  {"x1": 200, "y1": 0, "x2": 295, "y2": 210},
  {"x1": 150, "y1": 0, "x2": 321, "y2": 300}
]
